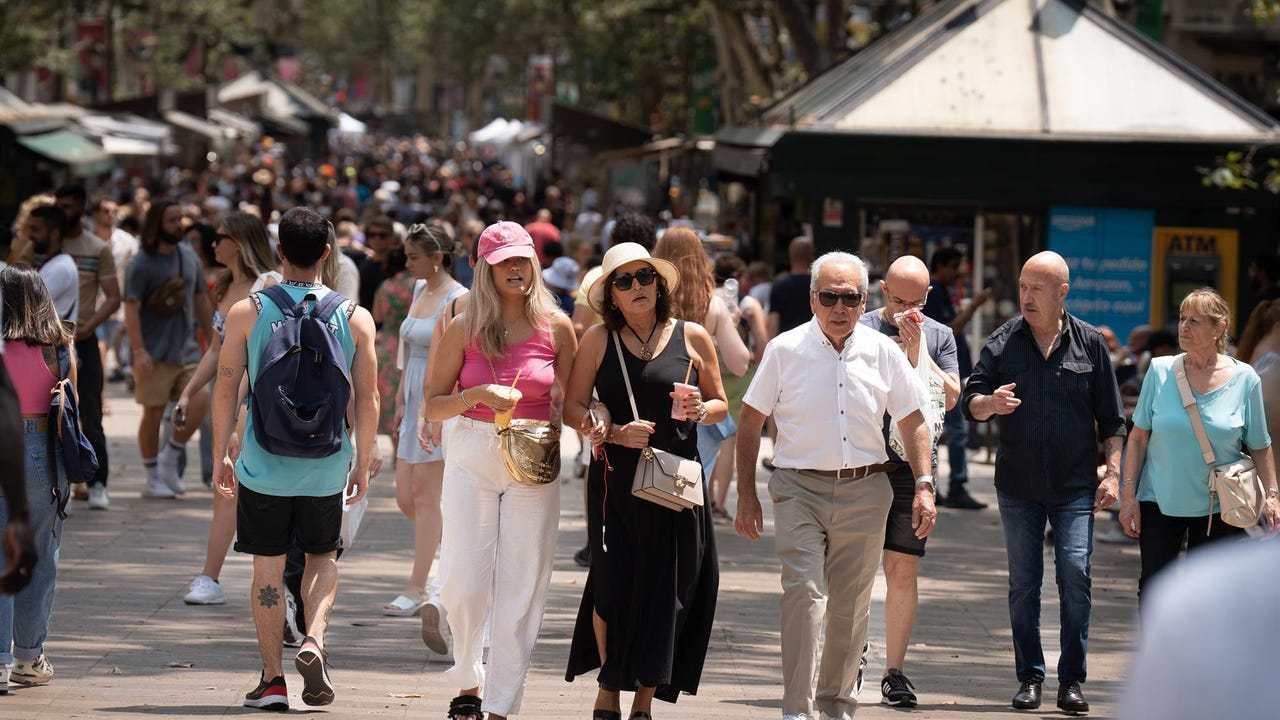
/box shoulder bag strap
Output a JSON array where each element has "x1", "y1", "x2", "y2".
[
  {"x1": 1174, "y1": 353, "x2": 1217, "y2": 466},
  {"x1": 611, "y1": 331, "x2": 641, "y2": 423}
]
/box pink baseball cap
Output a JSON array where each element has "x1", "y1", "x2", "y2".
[{"x1": 477, "y1": 221, "x2": 536, "y2": 264}]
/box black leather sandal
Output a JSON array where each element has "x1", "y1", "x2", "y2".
[
  {"x1": 448, "y1": 694, "x2": 483, "y2": 720},
  {"x1": 592, "y1": 711, "x2": 622, "y2": 720},
  {"x1": 629, "y1": 712, "x2": 653, "y2": 720}
]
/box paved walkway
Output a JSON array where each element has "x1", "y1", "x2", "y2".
[{"x1": 1, "y1": 382, "x2": 1143, "y2": 718}]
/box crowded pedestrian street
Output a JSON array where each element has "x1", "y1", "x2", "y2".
[{"x1": 0, "y1": 382, "x2": 1142, "y2": 719}]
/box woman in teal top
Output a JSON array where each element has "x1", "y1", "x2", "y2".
[{"x1": 1120, "y1": 288, "x2": 1280, "y2": 600}]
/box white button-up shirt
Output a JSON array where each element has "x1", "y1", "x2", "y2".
[{"x1": 743, "y1": 316, "x2": 928, "y2": 471}]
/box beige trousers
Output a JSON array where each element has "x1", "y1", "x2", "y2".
[{"x1": 769, "y1": 467, "x2": 893, "y2": 720}]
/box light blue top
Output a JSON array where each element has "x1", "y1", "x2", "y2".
[
  {"x1": 1134, "y1": 355, "x2": 1271, "y2": 517},
  {"x1": 236, "y1": 282, "x2": 357, "y2": 497}
]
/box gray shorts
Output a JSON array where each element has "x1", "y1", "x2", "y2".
[{"x1": 884, "y1": 465, "x2": 927, "y2": 557}]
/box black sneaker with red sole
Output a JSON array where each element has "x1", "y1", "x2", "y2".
[{"x1": 244, "y1": 675, "x2": 289, "y2": 711}]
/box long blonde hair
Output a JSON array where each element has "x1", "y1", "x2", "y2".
[
  {"x1": 653, "y1": 226, "x2": 713, "y2": 325},
  {"x1": 465, "y1": 257, "x2": 560, "y2": 359},
  {"x1": 213, "y1": 212, "x2": 278, "y2": 303}
]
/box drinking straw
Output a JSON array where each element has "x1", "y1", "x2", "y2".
[
  {"x1": 510, "y1": 369, "x2": 522, "y2": 388},
  {"x1": 683, "y1": 358, "x2": 693, "y2": 385}
]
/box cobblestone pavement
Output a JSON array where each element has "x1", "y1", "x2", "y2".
[{"x1": 0, "y1": 383, "x2": 1141, "y2": 718}]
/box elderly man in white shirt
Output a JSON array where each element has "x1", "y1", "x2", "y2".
[{"x1": 735, "y1": 251, "x2": 938, "y2": 720}]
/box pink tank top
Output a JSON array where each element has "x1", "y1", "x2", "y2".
[
  {"x1": 3, "y1": 342, "x2": 58, "y2": 415},
  {"x1": 458, "y1": 329, "x2": 556, "y2": 423}
]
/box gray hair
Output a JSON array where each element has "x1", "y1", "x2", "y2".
[{"x1": 810, "y1": 251, "x2": 868, "y2": 295}]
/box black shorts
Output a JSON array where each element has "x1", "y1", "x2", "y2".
[
  {"x1": 884, "y1": 465, "x2": 927, "y2": 557},
  {"x1": 234, "y1": 483, "x2": 344, "y2": 557}
]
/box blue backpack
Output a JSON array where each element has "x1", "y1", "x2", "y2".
[{"x1": 250, "y1": 285, "x2": 352, "y2": 459}]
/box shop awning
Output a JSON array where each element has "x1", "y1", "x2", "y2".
[
  {"x1": 99, "y1": 134, "x2": 163, "y2": 156},
  {"x1": 163, "y1": 110, "x2": 231, "y2": 142},
  {"x1": 17, "y1": 130, "x2": 112, "y2": 175}
]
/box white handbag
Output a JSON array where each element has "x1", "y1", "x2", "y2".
[{"x1": 612, "y1": 332, "x2": 704, "y2": 512}]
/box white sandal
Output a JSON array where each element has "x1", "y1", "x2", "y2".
[{"x1": 382, "y1": 593, "x2": 427, "y2": 617}]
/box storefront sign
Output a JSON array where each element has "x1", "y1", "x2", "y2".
[
  {"x1": 1048, "y1": 206, "x2": 1154, "y2": 341},
  {"x1": 1151, "y1": 226, "x2": 1238, "y2": 333}
]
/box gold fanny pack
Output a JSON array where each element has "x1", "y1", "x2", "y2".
[{"x1": 497, "y1": 419, "x2": 561, "y2": 485}]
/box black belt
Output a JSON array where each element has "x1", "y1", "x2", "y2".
[{"x1": 799, "y1": 463, "x2": 900, "y2": 480}]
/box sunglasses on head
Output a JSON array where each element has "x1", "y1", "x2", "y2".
[
  {"x1": 815, "y1": 290, "x2": 864, "y2": 308},
  {"x1": 612, "y1": 266, "x2": 659, "y2": 291}
]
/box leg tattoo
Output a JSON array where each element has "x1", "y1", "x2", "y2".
[{"x1": 258, "y1": 585, "x2": 281, "y2": 608}]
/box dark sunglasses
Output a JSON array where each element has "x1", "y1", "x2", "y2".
[
  {"x1": 816, "y1": 290, "x2": 864, "y2": 308},
  {"x1": 214, "y1": 232, "x2": 235, "y2": 244},
  {"x1": 611, "y1": 267, "x2": 659, "y2": 291},
  {"x1": 366, "y1": 230, "x2": 392, "y2": 238}
]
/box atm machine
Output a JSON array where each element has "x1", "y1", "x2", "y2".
[{"x1": 1165, "y1": 252, "x2": 1220, "y2": 324}]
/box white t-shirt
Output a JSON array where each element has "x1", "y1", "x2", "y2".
[
  {"x1": 742, "y1": 316, "x2": 928, "y2": 470},
  {"x1": 40, "y1": 253, "x2": 79, "y2": 321}
]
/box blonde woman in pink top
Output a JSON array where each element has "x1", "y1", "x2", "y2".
[
  {"x1": 425, "y1": 222, "x2": 581, "y2": 720},
  {"x1": 0, "y1": 264, "x2": 77, "y2": 688}
]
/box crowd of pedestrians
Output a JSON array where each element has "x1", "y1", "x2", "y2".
[{"x1": 2, "y1": 133, "x2": 1279, "y2": 720}]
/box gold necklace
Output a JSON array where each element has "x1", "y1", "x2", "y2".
[{"x1": 627, "y1": 320, "x2": 660, "y2": 360}]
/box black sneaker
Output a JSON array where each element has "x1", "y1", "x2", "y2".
[
  {"x1": 244, "y1": 675, "x2": 289, "y2": 711},
  {"x1": 294, "y1": 636, "x2": 334, "y2": 706},
  {"x1": 881, "y1": 668, "x2": 918, "y2": 707},
  {"x1": 943, "y1": 487, "x2": 988, "y2": 510}
]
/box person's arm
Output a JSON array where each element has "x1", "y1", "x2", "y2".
[
  {"x1": 743, "y1": 296, "x2": 768, "y2": 364},
  {"x1": 211, "y1": 299, "x2": 253, "y2": 499},
  {"x1": 1092, "y1": 331, "x2": 1126, "y2": 512},
  {"x1": 766, "y1": 311, "x2": 780, "y2": 340},
  {"x1": 175, "y1": 330, "x2": 222, "y2": 429},
  {"x1": 734, "y1": 403, "x2": 767, "y2": 540},
  {"x1": 948, "y1": 287, "x2": 992, "y2": 334},
  {"x1": 549, "y1": 313, "x2": 580, "y2": 426},
  {"x1": 963, "y1": 340, "x2": 1019, "y2": 421},
  {"x1": 683, "y1": 322, "x2": 729, "y2": 424},
  {"x1": 1119, "y1": 426, "x2": 1149, "y2": 538},
  {"x1": 76, "y1": 247, "x2": 120, "y2": 341},
  {"x1": 123, "y1": 300, "x2": 151, "y2": 377},
  {"x1": 564, "y1": 325, "x2": 609, "y2": 443},
  {"x1": 347, "y1": 305, "x2": 380, "y2": 504},
  {"x1": 708, "y1": 295, "x2": 750, "y2": 376},
  {"x1": 423, "y1": 315, "x2": 517, "y2": 421}
]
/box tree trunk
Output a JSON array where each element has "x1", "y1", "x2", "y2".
[{"x1": 775, "y1": 0, "x2": 821, "y2": 78}]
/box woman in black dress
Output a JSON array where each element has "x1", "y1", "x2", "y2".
[{"x1": 563, "y1": 242, "x2": 725, "y2": 720}]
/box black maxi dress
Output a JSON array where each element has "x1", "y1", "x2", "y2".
[{"x1": 565, "y1": 321, "x2": 719, "y2": 702}]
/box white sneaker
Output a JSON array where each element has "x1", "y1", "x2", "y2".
[
  {"x1": 183, "y1": 575, "x2": 226, "y2": 605},
  {"x1": 156, "y1": 446, "x2": 184, "y2": 494},
  {"x1": 11, "y1": 656, "x2": 53, "y2": 685},
  {"x1": 142, "y1": 479, "x2": 177, "y2": 499},
  {"x1": 0, "y1": 664, "x2": 9, "y2": 694},
  {"x1": 88, "y1": 486, "x2": 109, "y2": 510},
  {"x1": 282, "y1": 586, "x2": 304, "y2": 647}
]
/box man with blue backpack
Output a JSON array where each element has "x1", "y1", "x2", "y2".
[{"x1": 210, "y1": 207, "x2": 379, "y2": 712}]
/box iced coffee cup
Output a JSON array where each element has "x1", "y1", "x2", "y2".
[
  {"x1": 671, "y1": 382, "x2": 698, "y2": 420},
  {"x1": 492, "y1": 385, "x2": 523, "y2": 428}
]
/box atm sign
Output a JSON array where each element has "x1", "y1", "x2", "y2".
[{"x1": 1154, "y1": 229, "x2": 1228, "y2": 254}]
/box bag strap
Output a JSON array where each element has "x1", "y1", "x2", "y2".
[
  {"x1": 259, "y1": 284, "x2": 298, "y2": 315},
  {"x1": 611, "y1": 331, "x2": 641, "y2": 423},
  {"x1": 311, "y1": 291, "x2": 349, "y2": 323},
  {"x1": 1174, "y1": 354, "x2": 1217, "y2": 466}
]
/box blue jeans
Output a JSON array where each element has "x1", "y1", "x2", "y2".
[
  {"x1": 996, "y1": 489, "x2": 1094, "y2": 685},
  {"x1": 696, "y1": 416, "x2": 737, "y2": 482},
  {"x1": 943, "y1": 405, "x2": 968, "y2": 492},
  {"x1": 0, "y1": 422, "x2": 67, "y2": 664}
]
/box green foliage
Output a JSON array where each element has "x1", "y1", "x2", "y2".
[
  {"x1": 0, "y1": 3, "x2": 73, "y2": 75},
  {"x1": 1197, "y1": 147, "x2": 1280, "y2": 194},
  {"x1": 1246, "y1": 0, "x2": 1280, "y2": 25}
]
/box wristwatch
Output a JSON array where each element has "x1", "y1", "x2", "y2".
[
  {"x1": 915, "y1": 474, "x2": 936, "y2": 492},
  {"x1": 697, "y1": 403, "x2": 709, "y2": 423}
]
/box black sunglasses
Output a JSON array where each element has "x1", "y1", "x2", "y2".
[
  {"x1": 214, "y1": 232, "x2": 235, "y2": 244},
  {"x1": 612, "y1": 267, "x2": 659, "y2": 291},
  {"x1": 816, "y1": 290, "x2": 864, "y2": 308}
]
